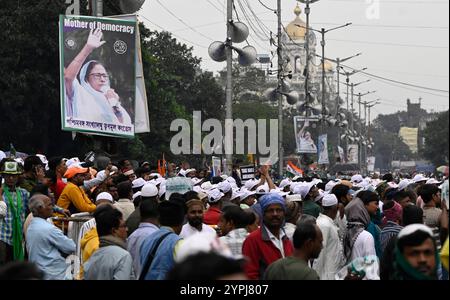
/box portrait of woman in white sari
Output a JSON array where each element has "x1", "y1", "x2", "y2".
[{"x1": 64, "y1": 28, "x2": 132, "y2": 126}]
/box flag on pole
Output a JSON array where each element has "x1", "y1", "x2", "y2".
[
  {"x1": 158, "y1": 153, "x2": 167, "y2": 177},
  {"x1": 286, "y1": 161, "x2": 304, "y2": 177}
]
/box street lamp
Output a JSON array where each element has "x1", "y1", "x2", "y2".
[
  {"x1": 297, "y1": 0, "x2": 319, "y2": 115},
  {"x1": 296, "y1": 23, "x2": 352, "y2": 133},
  {"x1": 356, "y1": 90, "x2": 376, "y2": 172},
  {"x1": 316, "y1": 53, "x2": 362, "y2": 147}
]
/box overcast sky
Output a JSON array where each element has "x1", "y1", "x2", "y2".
[{"x1": 139, "y1": 0, "x2": 449, "y2": 120}]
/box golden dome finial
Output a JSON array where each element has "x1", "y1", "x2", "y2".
[{"x1": 294, "y1": 4, "x2": 302, "y2": 17}]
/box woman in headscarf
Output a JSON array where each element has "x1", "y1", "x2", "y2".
[
  {"x1": 64, "y1": 28, "x2": 132, "y2": 125},
  {"x1": 344, "y1": 194, "x2": 377, "y2": 263}
]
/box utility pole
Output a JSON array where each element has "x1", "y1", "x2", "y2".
[
  {"x1": 92, "y1": 0, "x2": 103, "y2": 16},
  {"x1": 297, "y1": 0, "x2": 319, "y2": 115},
  {"x1": 334, "y1": 53, "x2": 361, "y2": 147},
  {"x1": 225, "y1": 0, "x2": 233, "y2": 175},
  {"x1": 357, "y1": 91, "x2": 376, "y2": 172},
  {"x1": 277, "y1": 0, "x2": 283, "y2": 177},
  {"x1": 321, "y1": 28, "x2": 326, "y2": 133}
]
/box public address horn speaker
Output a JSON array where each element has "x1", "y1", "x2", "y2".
[
  {"x1": 230, "y1": 22, "x2": 249, "y2": 43},
  {"x1": 119, "y1": 0, "x2": 146, "y2": 14},
  {"x1": 208, "y1": 41, "x2": 227, "y2": 62},
  {"x1": 285, "y1": 91, "x2": 299, "y2": 105},
  {"x1": 236, "y1": 45, "x2": 257, "y2": 66},
  {"x1": 264, "y1": 88, "x2": 278, "y2": 102}
]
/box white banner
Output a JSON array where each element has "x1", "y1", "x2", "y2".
[
  {"x1": 294, "y1": 116, "x2": 319, "y2": 154},
  {"x1": 337, "y1": 146, "x2": 346, "y2": 163},
  {"x1": 110, "y1": 14, "x2": 150, "y2": 133},
  {"x1": 347, "y1": 144, "x2": 359, "y2": 164},
  {"x1": 318, "y1": 134, "x2": 329, "y2": 165},
  {"x1": 212, "y1": 156, "x2": 221, "y2": 177},
  {"x1": 367, "y1": 156, "x2": 376, "y2": 172}
]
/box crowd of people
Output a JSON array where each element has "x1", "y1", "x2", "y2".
[{"x1": 0, "y1": 151, "x2": 448, "y2": 280}]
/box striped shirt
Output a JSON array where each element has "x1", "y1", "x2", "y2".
[
  {"x1": 380, "y1": 221, "x2": 403, "y2": 255},
  {"x1": 0, "y1": 187, "x2": 29, "y2": 245}
]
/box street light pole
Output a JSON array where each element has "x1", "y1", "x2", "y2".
[
  {"x1": 298, "y1": 0, "x2": 319, "y2": 116},
  {"x1": 92, "y1": 0, "x2": 103, "y2": 16},
  {"x1": 225, "y1": 0, "x2": 233, "y2": 175},
  {"x1": 298, "y1": 23, "x2": 352, "y2": 134},
  {"x1": 356, "y1": 91, "x2": 376, "y2": 172},
  {"x1": 277, "y1": 0, "x2": 284, "y2": 177}
]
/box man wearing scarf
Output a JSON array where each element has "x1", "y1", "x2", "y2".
[
  {"x1": 84, "y1": 205, "x2": 134, "y2": 280},
  {"x1": 390, "y1": 224, "x2": 439, "y2": 280},
  {"x1": 0, "y1": 160, "x2": 29, "y2": 265},
  {"x1": 344, "y1": 194, "x2": 377, "y2": 263},
  {"x1": 242, "y1": 193, "x2": 294, "y2": 279}
]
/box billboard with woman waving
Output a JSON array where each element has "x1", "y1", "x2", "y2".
[{"x1": 59, "y1": 15, "x2": 136, "y2": 137}]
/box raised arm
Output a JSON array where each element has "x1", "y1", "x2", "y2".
[{"x1": 64, "y1": 28, "x2": 106, "y2": 95}]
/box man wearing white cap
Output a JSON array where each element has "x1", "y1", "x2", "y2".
[
  {"x1": 217, "y1": 181, "x2": 238, "y2": 210},
  {"x1": 203, "y1": 189, "x2": 224, "y2": 226},
  {"x1": 389, "y1": 224, "x2": 439, "y2": 280},
  {"x1": 313, "y1": 194, "x2": 344, "y2": 280},
  {"x1": 298, "y1": 182, "x2": 321, "y2": 218},
  {"x1": 126, "y1": 183, "x2": 159, "y2": 236}
]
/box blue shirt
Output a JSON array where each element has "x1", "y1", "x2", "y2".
[
  {"x1": 127, "y1": 222, "x2": 159, "y2": 276},
  {"x1": 26, "y1": 217, "x2": 76, "y2": 280}
]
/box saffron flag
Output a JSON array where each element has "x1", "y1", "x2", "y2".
[{"x1": 286, "y1": 161, "x2": 304, "y2": 177}]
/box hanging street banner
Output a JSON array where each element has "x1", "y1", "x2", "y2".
[
  {"x1": 399, "y1": 127, "x2": 419, "y2": 153},
  {"x1": 367, "y1": 156, "x2": 376, "y2": 172},
  {"x1": 337, "y1": 146, "x2": 346, "y2": 163},
  {"x1": 212, "y1": 156, "x2": 222, "y2": 177},
  {"x1": 109, "y1": 14, "x2": 150, "y2": 134},
  {"x1": 318, "y1": 134, "x2": 330, "y2": 165},
  {"x1": 294, "y1": 116, "x2": 319, "y2": 154},
  {"x1": 347, "y1": 144, "x2": 359, "y2": 164},
  {"x1": 59, "y1": 15, "x2": 136, "y2": 137}
]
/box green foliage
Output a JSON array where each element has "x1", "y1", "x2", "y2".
[
  {"x1": 421, "y1": 111, "x2": 449, "y2": 166},
  {"x1": 0, "y1": 3, "x2": 225, "y2": 166},
  {"x1": 218, "y1": 63, "x2": 268, "y2": 102}
]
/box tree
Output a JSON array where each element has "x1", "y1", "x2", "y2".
[
  {"x1": 0, "y1": 2, "x2": 225, "y2": 168},
  {"x1": 0, "y1": 0, "x2": 78, "y2": 155},
  {"x1": 218, "y1": 63, "x2": 268, "y2": 103},
  {"x1": 421, "y1": 110, "x2": 449, "y2": 166}
]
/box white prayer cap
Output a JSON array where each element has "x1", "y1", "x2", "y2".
[
  {"x1": 141, "y1": 183, "x2": 158, "y2": 197},
  {"x1": 322, "y1": 193, "x2": 338, "y2": 207},
  {"x1": 217, "y1": 181, "x2": 232, "y2": 193},
  {"x1": 132, "y1": 178, "x2": 146, "y2": 189},
  {"x1": 412, "y1": 174, "x2": 429, "y2": 183},
  {"x1": 207, "y1": 188, "x2": 224, "y2": 203},
  {"x1": 325, "y1": 180, "x2": 337, "y2": 192},
  {"x1": 398, "y1": 224, "x2": 433, "y2": 239},
  {"x1": 279, "y1": 178, "x2": 292, "y2": 189},
  {"x1": 96, "y1": 192, "x2": 113, "y2": 203}
]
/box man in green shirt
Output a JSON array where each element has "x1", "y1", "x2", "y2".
[
  {"x1": 297, "y1": 182, "x2": 321, "y2": 218},
  {"x1": 264, "y1": 223, "x2": 323, "y2": 280}
]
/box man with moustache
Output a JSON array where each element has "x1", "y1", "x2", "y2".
[
  {"x1": 242, "y1": 193, "x2": 294, "y2": 280},
  {"x1": 389, "y1": 224, "x2": 439, "y2": 280},
  {"x1": 179, "y1": 199, "x2": 216, "y2": 239}
]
